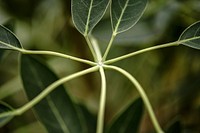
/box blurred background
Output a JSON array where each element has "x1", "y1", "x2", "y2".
[{"x1": 0, "y1": 0, "x2": 200, "y2": 132}]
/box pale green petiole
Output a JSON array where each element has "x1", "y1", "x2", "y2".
[
  {"x1": 0, "y1": 66, "x2": 99, "y2": 119},
  {"x1": 105, "y1": 41, "x2": 179, "y2": 64},
  {"x1": 85, "y1": 36, "x2": 98, "y2": 62},
  {"x1": 102, "y1": 33, "x2": 116, "y2": 61},
  {"x1": 104, "y1": 65, "x2": 164, "y2": 133},
  {"x1": 20, "y1": 49, "x2": 96, "y2": 66},
  {"x1": 104, "y1": 37, "x2": 200, "y2": 64},
  {"x1": 0, "y1": 40, "x2": 96, "y2": 66}
]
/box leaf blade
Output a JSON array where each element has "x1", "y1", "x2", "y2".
[
  {"x1": 71, "y1": 0, "x2": 110, "y2": 36},
  {"x1": 107, "y1": 98, "x2": 144, "y2": 133},
  {"x1": 0, "y1": 102, "x2": 14, "y2": 128},
  {"x1": 0, "y1": 25, "x2": 22, "y2": 50},
  {"x1": 111, "y1": 0, "x2": 147, "y2": 34},
  {"x1": 179, "y1": 21, "x2": 200, "y2": 49},
  {"x1": 20, "y1": 55, "x2": 85, "y2": 133}
]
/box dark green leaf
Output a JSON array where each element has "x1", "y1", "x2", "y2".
[
  {"x1": 71, "y1": 0, "x2": 110, "y2": 36},
  {"x1": 77, "y1": 105, "x2": 96, "y2": 133},
  {"x1": 111, "y1": 0, "x2": 147, "y2": 34},
  {"x1": 107, "y1": 98, "x2": 143, "y2": 133},
  {"x1": 166, "y1": 120, "x2": 181, "y2": 133},
  {"x1": 20, "y1": 55, "x2": 85, "y2": 133},
  {"x1": 179, "y1": 21, "x2": 200, "y2": 49},
  {"x1": 0, "y1": 25, "x2": 22, "y2": 50},
  {"x1": 0, "y1": 102, "x2": 13, "y2": 127},
  {"x1": 0, "y1": 20, "x2": 16, "y2": 60}
]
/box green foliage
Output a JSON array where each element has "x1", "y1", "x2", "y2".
[
  {"x1": 107, "y1": 98, "x2": 143, "y2": 133},
  {"x1": 111, "y1": 0, "x2": 147, "y2": 34},
  {"x1": 0, "y1": 102, "x2": 13, "y2": 127},
  {"x1": 179, "y1": 21, "x2": 200, "y2": 49},
  {"x1": 72, "y1": 0, "x2": 110, "y2": 36},
  {"x1": 0, "y1": 25, "x2": 22, "y2": 50},
  {"x1": 0, "y1": 0, "x2": 200, "y2": 133},
  {"x1": 21, "y1": 55, "x2": 85, "y2": 133}
]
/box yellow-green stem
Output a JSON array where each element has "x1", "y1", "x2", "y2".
[{"x1": 96, "y1": 67, "x2": 107, "y2": 133}]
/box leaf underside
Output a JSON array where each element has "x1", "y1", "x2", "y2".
[
  {"x1": 179, "y1": 21, "x2": 200, "y2": 49},
  {"x1": 72, "y1": 0, "x2": 110, "y2": 35},
  {"x1": 107, "y1": 98, "x2": 143, "y2": 133},
  {"x1": 0, "y1": 25, "x2": 22, "y2": 50},
  {"x1": 0, "y1": 102, "x2": 13, "y2": 128},
  {"x1": 111, "y1": 0, "x2": 147, "y2": 34},
  {"x1": 20, "y1": 55, "x2": 85, "y2": 133}
]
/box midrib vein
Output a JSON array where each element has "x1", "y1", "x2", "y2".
[
  {"x1": 30, "y1": 65, "x2": 70, "y2": 133},
  {"x1": 46, "y1": 96, "x2": 70, "y2": 133},
  {"x1": 84, "y1": 0, "x2": 94, "y2": 36},
  {"x1": 114, "y1": 0, "x2": 129, "y2": 33}
]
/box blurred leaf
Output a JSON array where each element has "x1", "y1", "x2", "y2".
[
  {"x1": 12, "y1": 121, "x2": 47, "y2": 133},
  {"x1": 71, "y1": 0, "x2": 110, "y2": 35},
  {"x1": 111, "y1": 0, "x2": 147, "y2": 34},
  {"x1": 0, "y1": 102, "x2": 13, "y2": 127},
  {"x1": 20, "y1": 55, "x2": 85, "y2": 133},
  {"x1": 0, "y1": 25, "x2": 22, "y2": 50},
  {"x1": 107, "y1": 98, "x2": 143, "y2": 133},
  {"x1": 3, "y1": 19, "x2": 15, "y2": 32},
  {"x1": 1, "y1": 0, "x2": 42, "y2": 20},
  {"x1": 179, "y1": 21, "x2": 200, "y2": 49},
  {"x1": 0, "y1": 76, "x2": 22, "y2": 100},
  {"x1": 0, "y1": 20, "x2": 16, "y2": 60},
  {"x1": 166, "y1": 120, "x2": 181, "y2": 133},
  {"x1": 77, "y1": 105, "x2": 96, "y2": 133},
  {"x1": 93, "y1": 19, "x2": 157, "y2": 45}
]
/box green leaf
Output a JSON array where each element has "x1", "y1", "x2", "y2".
[
  {"x1": 20, "y1": 55, "x2": 85, "y2": 133},
  {"x1": 0, "y1": 25, "x2": 22, "y2": 50},
  {"x1": 0, "y1": 102, "x2": 13, "y2": 127},
  {"x1": 166, "y1": 120, "x2": 181, "y2": 133},
  {"x1": 179, "y1": 21, "x2": 200, "y2": 49},
  {"x1": 71, "y1": 0, "x2": 110, "y2": 36},
  {"x1": 77, "y1": 105, "x2": 96, "y2": 133},
  {"x1": 111, "y1": 0, "x2": 147, "y2": 34},
  {"x1": 107, "y1": 98, "x2": 143, "y2": 133}
]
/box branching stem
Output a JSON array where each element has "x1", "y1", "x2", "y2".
[
  {"x1": 97, "y1": 67, "x2": 107, "y2": 133},
  {"x1": 102, "y1": 33, "x2": 116, "y2": 61}
]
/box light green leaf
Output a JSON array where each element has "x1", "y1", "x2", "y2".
[
  {"x1": 20, "y1": 55, "x2": 85, "y2": 133},
  {"x1": 179, "y1": 21, "x2": 200, "y2": 49},
  {"x1": 0, "y1": 25, "x2": 22, "y2": 50},
  {"x1": 71, "y1": 0, "x2": 110, "y2": 36},
  {"x1": 111, "y1": 0, "x2": 147, "y2": 34},
  {"x1": 107, "y1": 98, "x2": 143, "y2": 133},
  {"x1": 0, "y1": 102, "x2": 14, "y2": 127}
]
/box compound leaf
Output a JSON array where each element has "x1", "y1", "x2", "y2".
[
  {"x1": 0, "y1": 25, "x2": 22, "y2": 50},
  {"x1": 20, "y1": 55, "x2": 85, "y2": 133},
  {"x1": 179, "y1": 21, "x2": 200, "y2": 49},
  {"x1": 107, "y1": 98, "x2": 143, "y2": 133},
  {"x1": 111, "y1": 0, "x2": 147, "y2": 34},
  {"x1": 71, "y1": 0, "x2": 110, "y2": 36},
  {"x1": 0, "y1": 102, "x2": 13, "y2": 128}
]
